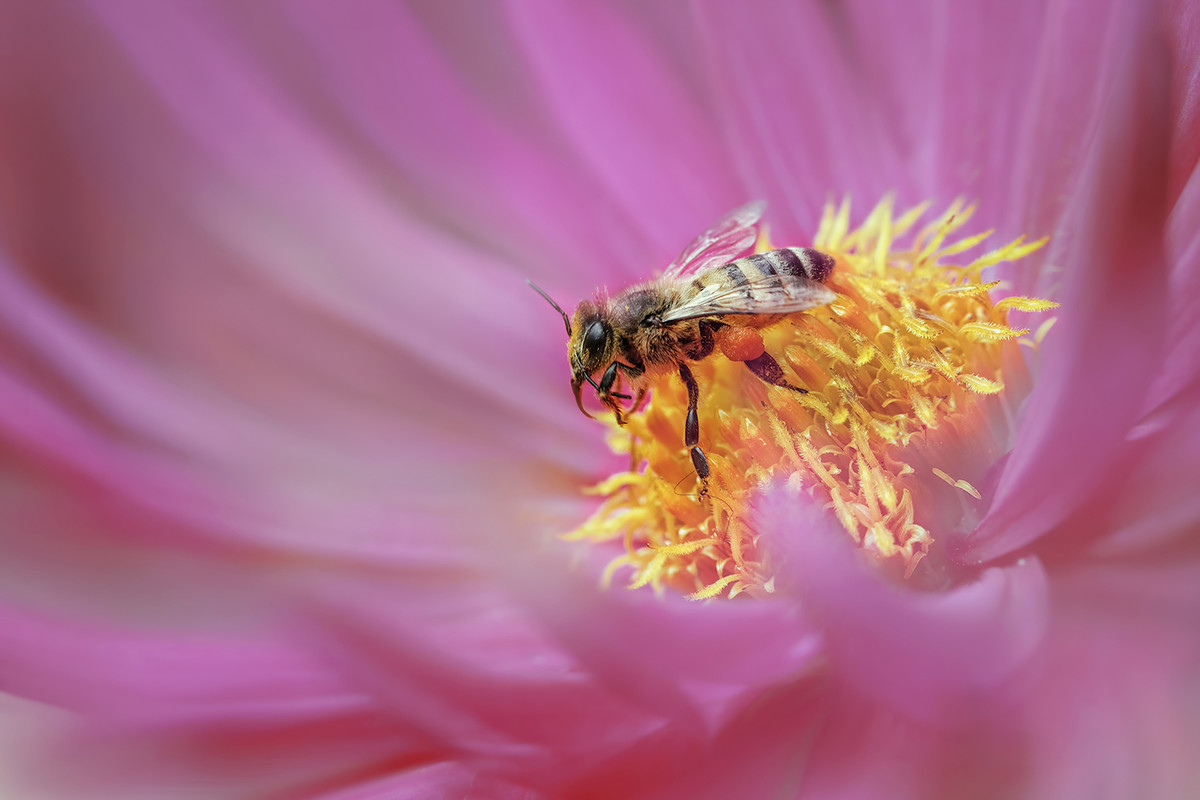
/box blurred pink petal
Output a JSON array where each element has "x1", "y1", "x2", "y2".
[{"x1": 770, "y1": 495, "x2": 1050, "y2": 720}]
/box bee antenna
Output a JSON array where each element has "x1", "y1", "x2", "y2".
[{"x1": 527, "y1": 279, "x2": 572, "y2": 336}]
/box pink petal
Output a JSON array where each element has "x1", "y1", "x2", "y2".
[
  {"x1": 1064, "y1": 381, "x2": 1200, "y2": 557},
  {"x1": 506, "y1": 1, "x2": 746, "y2": 266},
  {"x1": 293, "y1": 560, "x2": 823, "y2": 793},
  {"x1": 997, "y1": 0, "x2": 1137, "y2": 276},
  {"x1": 1150, "y1": 159, "x2": 1200, "y2": 409},
  {"x1": 1010, "y1": 562, "x2": 1200, "y2": 800},
  {"x1": 1142, "y1": 0, "x2": 1200, "y2": 410},
  {"x1": 841, "y1": 0, "x2": 1097, "y2": 243},
  {"x1": 1166, "y1": 0, "x2": 1200, "y2": 201},
  {"x1": 962, "y1": 4, "x2": 1172, "y2": 563},
  {"x1": 266, "y1": 0, "x2": 661, "y2": 285},
  {"x1": 0, "y1": 5, "x2": 616, "y2": 564},
  {"x1": 696, "y1": 1, "x2": 919, "y2": 240},
  {"x1": 306, "y1": 764, "x2": 528, "y2": 800},
  {"x1": 764, "y1": 492, "x2": 1050, "y2": 721},
  {"x1": 0, "y1": 606, "x2": 435, "y2": 798}
]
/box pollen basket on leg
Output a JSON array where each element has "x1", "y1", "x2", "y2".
[{"x1": 565, "y1": 199, "x2": 1055, "y2": 599}]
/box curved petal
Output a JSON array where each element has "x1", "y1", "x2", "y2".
[
  {"x1": 962, "y1": 4, "x2": 1172, "y2": 563},
  {"x1": 0, "y1": 4, "x2": 618, "y2": 564},
  {"x1": 1151, "y1": 159, "x2": 1200, "y2": 408},
  {"x1": 307, "y1": 765, "x2": 529, "y2": 800},
  {"x1": 1165, "y1": 0, "x2": 1200, "y2": 202},
  {"x1": 764, "y1": 491, "x2": 1050, "y2": 721},
  {"x1": 997, "y1": 0, "x2": 1136, "y2": 278},
  {"x1": 1119, "y1": 0, "x2": 1200, "y2": 412},
  {"x1": 1068, "y1": 378, "x2": 1200, "y2": 557},
  {"x1": 0, "y1": 605, "x2": 426, "y2": 799},
  {"x1": 1010, "y1": 562, "x2": 1200, "y2": 800}
]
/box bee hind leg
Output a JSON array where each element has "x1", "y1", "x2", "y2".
[
  {"x1": 678, "y1": 363, "x2": 710, "y2": 494},
  {"x1": 744, "y1": 351, "x2": 807, "y2": 394}
]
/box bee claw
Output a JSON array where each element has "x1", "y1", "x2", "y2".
[{"x1": 600, "y1": 394, "x2": 628, "y2": 426}]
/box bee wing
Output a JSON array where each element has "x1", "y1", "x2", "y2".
[
  {"x1": 661, "y1": 201, "x2": 766, "y2": 280},
  {"x1": 660, "y1": 273, "x2": 836, "y2": 322}
]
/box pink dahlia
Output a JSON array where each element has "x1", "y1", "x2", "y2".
[{"x1": 0, "y1": 1, "x2": 1198, "y2": 799}]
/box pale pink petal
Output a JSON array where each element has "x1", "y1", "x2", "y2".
[
  {"x1": 293, "y1": 562, "x2": 822, "y2": 779},
  {"x1": 0, "y1": 3, "x2": 616, "y2": 567}
]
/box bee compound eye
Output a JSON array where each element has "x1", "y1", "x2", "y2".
[{"x1": 583, "y1": 321, "x2": 608, "y2": 354}]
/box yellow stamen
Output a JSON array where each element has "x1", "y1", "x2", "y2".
[
  {"x1": 931, "y1": 468, "x2": 984, "y2": 500},
  {"x1": 566, "y1": 198, "x2": 1055, "y2": 598}
]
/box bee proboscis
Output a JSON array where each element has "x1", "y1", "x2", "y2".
[{"x1": 529, "y1": 202, "x2": 836, "y2": 491}]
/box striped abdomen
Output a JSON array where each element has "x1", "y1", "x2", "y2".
[
  {"x1": 679, "y1": 247, "x2": 837, "y2": 329},
  {"x1": 690, "y1": 247, "x2": 834, "y2": 294},
  {"x1": 714, "y1": 247, "x2": 835, "y2": 288}
]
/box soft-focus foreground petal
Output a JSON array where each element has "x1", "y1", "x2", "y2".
[
  {"x1": 769, "y1": 494, "x2": 1049, "y2": 720},
  {"x1": 1011, "y1": 561, "x2": 1200, "y2": 800},
  {"x1": 291, "y1": 554, "x2": 821, "y2": 795},
  {"x1": 0, "y1": 606, "x2": 413, "y2": 800}
]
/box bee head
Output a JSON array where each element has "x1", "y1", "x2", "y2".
[
  {"x1": 567, "y1": 301, "x2": 614, "y2": 419},
  {"x1": 524, "y1": 281, "x2": 616, "y2": 421},
  {"x1": 570, "y1": 301, "x2": 613, "y2": 371}
]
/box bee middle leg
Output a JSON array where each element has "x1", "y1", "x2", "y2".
[
  {"x1": 678, "y1": 362, "x2": 710, "y2": 490},
  {"x1": 744, "y1": 351, "x2": 807, "y2": 394}
]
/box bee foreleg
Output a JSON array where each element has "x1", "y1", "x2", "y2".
[
  {"x1": 596, "y1": 362, "x2": 626, "y2": 424},
  {"x1": 678, "y1": 363, "x2": 710, "y2": 490},
  {"x1": 598, "y1": 361, "x2": 639, "y2": 425},
  {"x1": 744, "y1": 351, "x2": 807, "y2": 394}
]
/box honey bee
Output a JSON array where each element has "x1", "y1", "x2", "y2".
[{"x1": 528, "y1": 202, "x2": 836, "y2": 488}]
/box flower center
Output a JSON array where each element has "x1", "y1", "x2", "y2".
[{"x1": 566, "y1": 199, "x2": 1056, "y2": 599}]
